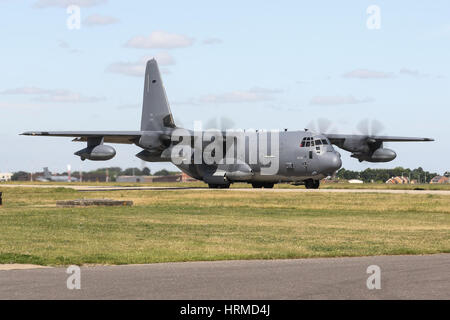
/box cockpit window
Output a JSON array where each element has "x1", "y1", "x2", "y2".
[{"x1": 301, "y1": 136, "x2": 329, "y2": 148}]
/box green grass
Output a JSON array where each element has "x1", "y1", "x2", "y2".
[
  {"x1": 3, "y1": 180, "x2": 450, "y2": 190},
  {"x1": 0, "y1": 187, "x2": 449, "y2": 266}
]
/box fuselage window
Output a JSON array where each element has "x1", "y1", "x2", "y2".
[
  {"x1": 315, "y1": 140, "x2": 322, "y2": 145},
  {"x1": 305, "y1": 142, "x2": 310, "y2": 147},
  {"x1": 321, "y1": 139, "x2": 329, "y2": 145}
]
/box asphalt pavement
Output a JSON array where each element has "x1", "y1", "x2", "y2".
[{"x1": 1, "y1": 254, "x2": 448, "y2": 299}]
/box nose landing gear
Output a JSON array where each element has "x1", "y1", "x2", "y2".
[{"x1": 304, "y1": 179, "x2": 320, "y2": 189}]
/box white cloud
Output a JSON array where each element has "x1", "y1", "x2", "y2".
[
  {"x1": 399, "y1": 68, "x2": 445, "y2": 79},
  {"x1": 125, "y1": 31, "x2": 194, "y2": 49},
  {"x1": 203, "y1": 38, "x2": 222, "y2": 45},
  {"x1": 57, "y1": 40, "x2": 80, "y2": 54},
  {"x1": 399, "y1": 68, "x2": 429, "y2": 78},
  {"x1": 106, "y1": 53, "x2": 175, "y2": 77},
  {"x1": 2, "y1": 87, "x2": 49, "y2": 95},
  {"x1": 117, "y1": 104, "x2": 139, "y2": 110},
  {"x1": 57, "y1": 40, "x2": 70, "y2": 49},
  {"x1": 343, "y1": 69, "x2": 394, "y2": 79},
  {"x1": 1, "y1": 87, "x2": 104, "y2": 103},
  {"x1": 0, "y1": 102, "x2": 48, "y2": 108},
  {"x1": 84, "y1": 14, "x2": 119, "y2": 26},
  {"x1": 35, "y1": 91, "x2": 104, "y2": 103},
  {"x1": 33, "y1": 0, "x2": 106, "y2": 8},
  {"x1": 309, "y1": 95, "x2": 374, "y2": 106}
]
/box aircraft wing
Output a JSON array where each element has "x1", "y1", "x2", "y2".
[
  {"x1": 325, "y1": 134, "x2": 434, "y2": 144},
  {"x1": 324, "y1": 133, "x2": 434, "y2": 162},
  {"x1": 21, "y1": 131, "x2": 142, "y2": 144}
]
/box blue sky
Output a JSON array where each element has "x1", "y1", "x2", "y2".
[{"x1": 0, "y1": 0, "x2": 449, "y2": 174}]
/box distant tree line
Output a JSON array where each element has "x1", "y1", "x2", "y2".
[
  {"x1": 336, "y1": 167, "x2": 440, "y2": 183},
  {"x1": 11, "y1": 167, "x2": 181, "y2": 182}
]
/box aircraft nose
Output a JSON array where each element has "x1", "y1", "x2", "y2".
[
  {"x1": 323, "y1": 152, "x2": 342, "y2": 174},
  {"x1": 332, "y1": 152, "x2": 342, "y2": 171}
]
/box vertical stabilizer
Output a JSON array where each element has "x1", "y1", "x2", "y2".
[
  {"x1": 140, "y1": 59, "x2": 175, "y2": 131},
  {"x1": 43, "y1": 167, "x2": 50, "y2": 178}
]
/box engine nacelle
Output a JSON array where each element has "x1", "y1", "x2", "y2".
[
  {"x1": 138, "y1": 131, "x2": 171, "y2": 150},
  {"x1": 352, "y1": 148, "x2": 397, "y2": 163},
  {"x1": 371, "y1": 148, "x2": 397, "y2": 162},
  {"x1": 75, "y1": 145, "x2": 116, "y2": 161}
]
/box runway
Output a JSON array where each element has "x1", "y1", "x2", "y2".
[
  {"x1": 1, "y1": 254, "x2": 449, "y2": 299},
  {"x1": 2, "y1": 184, "x2": 450, "y2": 195}
]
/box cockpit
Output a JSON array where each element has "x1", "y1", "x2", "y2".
[{"x1": 300, "y1": 136, "x2": 334, "y2": 154}]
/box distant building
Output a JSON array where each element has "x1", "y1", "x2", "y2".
[
  {"x1": 348, "y1": 179, "x2": 364, "y2": 184},
  {"x1": 152, "y1": 175, "x2": 182, "y2": 183},
  {"x1": 430, "y1": 176, "x2": 449, "y2": 184},
  {"x1": 0, "y1": 172, "x2": 12, "y2": 182},
  {"x1": 181, "y1": 172, "x2": 198, "y2": 182},
  {"x1": 116, "y1": 175, "x2": 153, "y2": 183},
  {"x1": 386, "y1": 176, "x2": 409, "y2": 184}
]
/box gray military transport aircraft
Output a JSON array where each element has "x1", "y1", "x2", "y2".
[
  {"x1": 22, "y1": 59, "x2": 433, "y2": 189},
  {"x1": 35, "y1": 167, "x2": 78, "y2": 182}
]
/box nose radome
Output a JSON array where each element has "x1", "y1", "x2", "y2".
[
  {"x1": 333, "y1": 152, "x2": 342, "y2": 171},
  {"x1": 324, "y1": 152, "x2": 342, "y2": 173}
]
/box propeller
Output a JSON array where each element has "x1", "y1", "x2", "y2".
[
  {"x1": 355, "y1": 118, "x2": 390, "y2": 153},
  {"x1": 356, "y1": 118, "x2": 385, "y2": 137},
  {"x1": 204, "y1": 116, "x2": 236, "y2": 131},
  {"x1": 306, "y1": 118, "x2": 337, "y2": 134}
]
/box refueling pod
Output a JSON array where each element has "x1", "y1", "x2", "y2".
[
  {"x1": 351, "y1": 148, "x2": 397, "y2": 163},
  {"x1": 74, "y1": 137, "x2": 116, "y2": 161}
]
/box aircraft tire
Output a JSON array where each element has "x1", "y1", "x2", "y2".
[
  {"x1": 305, "y1": 179, "x2": 320, "y2": 189},
  {"x1": 251, "y1": 183, "x2": 263, "y2": 188},
  {"x1": 263, "y1": 183, "x2": 274, "y2": 188},
  {"x1": 208, "y1": 184, "x2": 230, "y2": 189}
]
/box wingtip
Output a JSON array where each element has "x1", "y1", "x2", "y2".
[{"x1": 20, "y1": 131, "x2": 38, "y2": 136}]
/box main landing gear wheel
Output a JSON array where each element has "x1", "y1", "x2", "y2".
[
  {"x1": 251, "y1": 183, "x2": 274, "y2": 189},
  {"x1": 304, "y1": 179, "x2": 320, "y2": 189},
  {"x1": 208, "y1": 184, "x2": 230, "y2": 189}
]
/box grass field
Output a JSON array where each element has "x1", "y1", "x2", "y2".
[
  {"x1": 0, "y1": 185, "x2": 449, "y2": 266},
  {"x1": 4, "y1": 180, "x2": 450, "y2": 190}
]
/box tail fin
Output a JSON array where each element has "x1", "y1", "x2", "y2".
[
  {"x1": 140, "y1": 59, "x2": 176, "y2": 131},
  {"x1": 43, "y1": 167, "x2": 50, "y2": 178}
]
